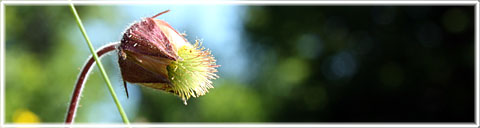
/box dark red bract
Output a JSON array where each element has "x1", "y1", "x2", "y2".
[{"x1": 117, "y1": 11, "x2": 180, "y2": 94}]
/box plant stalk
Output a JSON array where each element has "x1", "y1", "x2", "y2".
[
  {"x1": 65, "y1": 43, "x2": 118, "y2": 123},
  {"x1": 68, "y1": 3, "x2": 130, "y2": 124}
]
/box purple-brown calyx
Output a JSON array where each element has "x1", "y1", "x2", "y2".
[{"x1": 117, "y1": 10, "x2": 180, "y2": 95}]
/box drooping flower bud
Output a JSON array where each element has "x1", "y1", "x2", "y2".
[{"x1": 118, "y1": 10, "x2": 219, "y2": 104}]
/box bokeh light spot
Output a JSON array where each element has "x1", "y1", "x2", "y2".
[{"x1": 13, "y1": 109, "x2": 41, "y2": 123}]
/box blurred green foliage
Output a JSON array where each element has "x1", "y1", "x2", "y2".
[
  {"x1": 5, "y1": 6, "x2": 118, "y2": 123},
  {"x1": 137, "y1": 80, "x2": 266, "y2": 122}
]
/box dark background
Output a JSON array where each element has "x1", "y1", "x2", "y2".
[{"x1": 239, "y1": 6, "x2": 475, "y2": 122}]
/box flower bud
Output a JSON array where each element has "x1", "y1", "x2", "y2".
[{"x1": 118, "y1": 10, "x2": 219, "y2": 104}]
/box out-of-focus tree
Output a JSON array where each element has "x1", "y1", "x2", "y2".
[{"x1": 242, "y1": 6, "x2": 474, "y2": 122}]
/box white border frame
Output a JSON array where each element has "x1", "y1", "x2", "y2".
[{"x1": 0, "y1": 0, "x2": 478, "y2": 128}]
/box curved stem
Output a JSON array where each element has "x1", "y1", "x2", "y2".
[
  {"x1": 65, "y1": 43, "x2": 118, "y2": 123},
  {"x1": 68, "y1": 3, "x2": 130, "y2": 124}
]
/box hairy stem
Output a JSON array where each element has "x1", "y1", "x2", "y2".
[
  {"x1": 65, "y1": 43, "x2": 118, "y2": 123},
  {"x1": 68, "y1": 3, "x2": 130, "y2": 124}
]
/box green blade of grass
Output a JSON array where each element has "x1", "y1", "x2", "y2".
[{"x1": 69, "y1": 3, "x2": 130, "y2": 124}]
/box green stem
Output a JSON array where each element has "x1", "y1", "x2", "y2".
[{"x1": 69, "y1": 3, "x2": 130, "y2": 124}]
